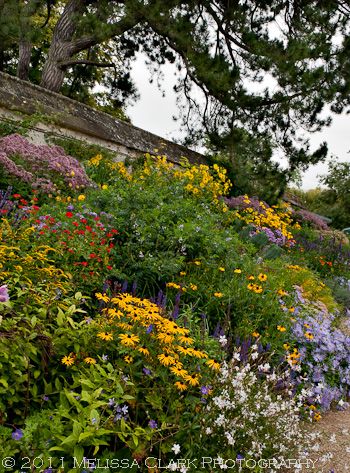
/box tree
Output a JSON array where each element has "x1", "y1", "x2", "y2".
[
  {"x1": 1, "y1": 0, "x2": 350, "y2": 188},
  {"x1": 320, "y1": 161, "x2": 350, "y2": 229}
]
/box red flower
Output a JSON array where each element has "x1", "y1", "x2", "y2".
[
  {"x1": 89, "y1": 253, "x2": 97, "y2": 258},
  {"x1": 72, "y1": 222, "x2": 79, "y2": 227},
  {"x1": 107, "y1": 265, "x2": 112, "y2": 270},
  {"x1": 81, "y1": 218, "x2": 87, "y2": 224},
  {"x1": 81, "y1": 261, "x2": 88, "y2": 267},
  {"x1": 31, "y1": 205, "x2": 40, "y2": 211},
  {"x1": 66, "y1": 212, "x2": 73, "y2": 218},
  {"x1": 13, "y1": 194, "x2": 21, "y2": 198}
]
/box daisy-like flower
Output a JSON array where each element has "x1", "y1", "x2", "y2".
[
  {"x1": 218, "y1": 267, "x2": 225, "y2": 272},
  {"x1": 119, "y1": 333, "x2": 140, "y2": 347},
  {"x1": 188, "y1": 348, "x2": 208, "y2": 359},
  {"x1": 258, "y1": 273, "x2": 267, "y2": 282},
  {"x1": 124, "y1": 355, "x2": 133, "y2": 364},
  {"x1": 253, "y1": 285, "x2": 263, "y2": 294},
  {"x1": 176, "y1": 345, "x2": 193, "y2": 356},
  {"x1": 304, "y1": 331, "x2": 314, "y2": 340},
  {"x1": 178, "y1": 334, "x2": 194, "y2": 345},
  {"x1": 184, "y1": 373, "x2": 201, "y2": 386},
  {"x1": 247, "y1": 283, "x2": 255, "y2": 291},
  {"x1": 214, "y1": 292, "x2": 223, "y2": 298},
  {"x1": 174, "y1": 381, "x2": 187, "y2": 391},
  {"x1": 170, "y1": 366, "x2": 187, "y2": 377},
  {"x1": 206, "y1": 359, "x2": 220, "y2": 370},
  {"x1": 158, "y1": 353, "x2": 176, "y2": 366},
  {"x1": 97, "y1": 332, "x2": 113, "y2": 341},
  {"x1": 157, "y1": 332, "x2": 174, "y2": 344},
  {"x1": 277, "y1": 325, "x2": 286, "y2": 332},
  {"x1": 248, "y1": 275, "x2": 255, "y2": 280},
  {"x1": 84, "y1": 357, "x2": 96, "y2": 364},
  {"x1": 138, "y1": 346, "x2": 150, "y2": 356},
  {"x1": 278, "y1": 289, "x2": 288, "y2": 296},
  {"x1": 233, "y1": 269, "x2": 242, "y2": 274},
  {"x1": 193, "y1": 260, "x2": 201, "y2": 266},
  {"x1": 61, "y1": 354, "x2": 75, "y2": 366},
  {"x1": 95, "y1": 292, "x2": 110, "y2": 303},
  {"x1": 252, "y1": 331, "x2": 260, "y2": 338}
]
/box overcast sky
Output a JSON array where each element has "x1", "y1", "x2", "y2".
[{"x1": 126, "y1": 55, "x2": 350, "y2": 190}]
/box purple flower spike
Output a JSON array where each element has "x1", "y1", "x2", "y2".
[{"x1": 149, "y1": 419, "x2": 158, "y2": 429}]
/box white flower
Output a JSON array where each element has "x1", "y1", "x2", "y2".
[
  {"x1": 172, "y1": 443, "x2": 181, "y2": 455},
  {"x1": 219, "y1": 335, "x2": 228, "y2": 347}
]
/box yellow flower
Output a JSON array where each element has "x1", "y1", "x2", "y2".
[
  {"x1": 277, "y1": 325, "x2": 286, "y2": 332},
  {"x1": 102, "y1": 184, "x2": 108, "y2": 190},
  {"x1": 119, "y1": 333, "x2": 140, "y2": 347},
  {"x1": 95, "y1": 292, "x2": 110, "y2": 303},
  {"x1": 219, "y1": 267, "x2": 225, "y2": 272},
  {"x1": 124, "y1": 355, "x2": 133, "y2": 364},
  {"x1": 304, "y1": 331, "x2": 314, "y2": 340},
  {"x1": 253, "y1": 285, "x2": 263, "y2": 294},
  {"x1": 214, "y1": 292, "x2": 223, "y2": 298},
  {"x1": 258, "y1": 273, "x2": 267, "y2": 282},
  {"x1": 252, "y1": 331, "x2": 260, "y2": 338},
  {"x1": 174, "y1": 381, "x2": 188, "y2": 391},
  {"x1": 97, "y1": 332, "x2": 113, "y2": 341},
  {"x1": 314, "y1": 412, "x2": 322, "y2": 421},
  {"x1": 157, "y1": 332, "x2": 175, "y2": 345},
  {"x1": 178, "y1": 334, "x2": 194, "y2": 345},
  {"x1": 170, "y1": 366, "x2": 187, "y2": 377},
  {"x1": 289, "y1": 307, "x2": 295, "y2": 313},
  {"x1": 84, "y1": 357, "x2": 96, "y2": 364},
  {"x1": 166, "y1": 282, "x2": 181, "y2": 290},
  {"x1": 180, "y1": 271, "x2": 187, "y2": 276},
  {"x1": 248, "y1": 275, "x2": 255, "y2": 280},
  {"x1": 247, "y1": 283, "x2": 255, "y2": 291},
  {"x1": 234, "y1": 269, "x2": 242, "y2": 274},
  {"x1": 193, "y1": 260, "x2": 201, "y2": 266},
  {"x1": 283, "y1": 343, "x2": 290, "y2": 350},
  {"x1": 206, "y1": 359, "x2": 220, "y2": 370},
  {"x1": 184, "y1": 373, "x2": 201, "y2": 386},
  {"x1": 61, "y1": 355, "x2": 75, "y2": 366},
  {"x1": 278, "y1": 289, "x2": 288, "y2": 296},
  {"x1": 138, "y1": 346, "x2": 150, "y2": 356},
  {"x1": 158, "y1": 353, "x2": 176, "y2": 366},
  {"x1": 78, "y1": 194, "x2": 86, "y2": 201},
  {"x1": 189, "y1": 283, "x2": 198, "y2": 291}
]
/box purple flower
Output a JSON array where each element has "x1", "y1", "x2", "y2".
[
  {"x1": 149, "y1": 419, "x2": 158, "y2": 429},
  {"x1": 43, "y1": 395, "x2": 49, "y2": 401},
  {"x1": 200, "y1": 385, "x2": 211, "y2": 395},
  {"x1": 12, "y1": 428, "x2": 23, "y2": 440},
  {"x1": 143, "y1": 367, "x2": 151, "y2": 375},
  {"x1": 0, "y1": 285, "x2": 9, "y2": 302}
]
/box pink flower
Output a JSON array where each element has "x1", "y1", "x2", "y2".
[{"x1": 0, "y1": 285, "x2": 9, "y2": 302}]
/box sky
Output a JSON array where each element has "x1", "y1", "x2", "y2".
[{"x1": 126, "y1": 55, "x2": 350, "y2": 190}]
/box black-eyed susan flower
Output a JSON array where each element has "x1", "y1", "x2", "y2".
[
  {"x1": 157, "y1": 332, "x2": 174, "y2": 344},
  {"x1": 277, "y1": 325, "x2": 286, "y2": 332},
  {"x1": 258, "y1": 273, "x2": 267, "y2": 282},
  {"x1": 170, "y1": 366, "x2": 187, "y2": 377},
  {"x1": 95, "y1": 292, "x2": 110, "y2": 303},
  {"x1": 138, "y1": 346, "x2": 150, "y2": 356},
  {"x1": 178, "y1": 334, "x2": 194, "y2": 345},
  {"x1": 247, "y1": 283, "x2": 255, "y2": 291},
  {"x1": 304, "y1": 331, "x2": 314, "y2": 340},
  {"x1": 253, "y1": 285, "x2": 263, "y2": 294},
  {"x1": 158, "y1": 353, "x2": 176, "y2": 366},
  {"x1": 61, "y1": 354, "x2": 75, "y2": 366},
  {"x1": 124, "y1": 355, "x2": 133, "y2": 364},
  {"x1": 84, "y1": 357, "x2": 96, "y2": 364},
  {"x1": 184, "y1": 373, "x2": 201, "y2": 386},
  {"x1": 97, "y1": 332, "x2": 113, "y2": 341},
  {"x1": 174, "y1": 381, "x2": 188, "y2": 391},
  {"x1": 206, "y1": 359, "x2": 220, "y2": 370},
  {"x1": 214, "y1": 292, "x2": 223, "y2": 298},
  {"x1": 248, "y1": 275, "x2": 255, "y2": 280},
  {"x1": 119, "y1": 333, "x2": 140, "y2": 347}
]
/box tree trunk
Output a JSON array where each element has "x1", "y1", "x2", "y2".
[
  {"x1": 17, "y1": 39, "x2": 32, "y2": 80},
  {"x1": 40, "y1": 0, "x2": 84, "y2": 92}
]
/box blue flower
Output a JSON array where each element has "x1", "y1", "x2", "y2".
[
  {"x1": 12, "y1": 428, "x2": 23, "y2": 440},
  {"x1": 149, "y1": 419, "x2": 158, "y2": 429}
]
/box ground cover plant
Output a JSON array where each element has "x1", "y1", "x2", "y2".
[{"x1": 0, "y1": 140, "x2": 350, "y2": 472}]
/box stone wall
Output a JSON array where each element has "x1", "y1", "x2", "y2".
[{"x1": 0, "y1": 72, "x2": 205, "y2": 164}]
